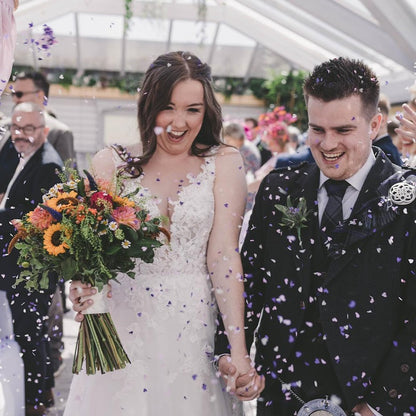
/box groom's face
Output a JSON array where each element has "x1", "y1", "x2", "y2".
[{"x1": 307, "y1": 95, "x2": 381, "y2": 181}]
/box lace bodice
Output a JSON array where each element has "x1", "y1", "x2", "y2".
[{"x1": 121, "y1": 155, "x2": 216, "y2": 277}]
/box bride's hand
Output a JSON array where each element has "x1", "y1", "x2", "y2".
[
  {"x1": 69, "y1": 281, "x2": 112, "y2": 322},
  {"x1": 225, "y1": 353, "x2": 265, "y2": 400}
]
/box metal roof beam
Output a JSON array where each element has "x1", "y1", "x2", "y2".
[
  {"x1": 289, "y1": 0, "x2": 414, "y2": 69},
  {"x1": 361, "y1": 0, "x2": 416, "y2": 68}
]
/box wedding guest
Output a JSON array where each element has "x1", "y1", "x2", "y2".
[
  {"x1": 1, "y1": 102, "x2": 63, "y2": 415},
  {"x1": 223, "y1": 122, "x2": 261, "y2": 179},
  {"x1": 245, "y1": 116, "x2": 272, "y2": 165},
  {"x1": 217, "y1": 57, "x2": 416, "y2": 415},
  {"x1": 65, "y1": 51, "x2": 264, "y2": 416},
  {"x1": 248, "y1": 120, "x2": 294, "y2": 195},
  {"x1": 396, "y1": 102, "x2": 416, "y2": 167},
  {"x1": 0, "y1": 71, "x2": 68, "y2": 380},
  {"x1": 373, "y1": 94, "x2": 402, "y2": 165}
]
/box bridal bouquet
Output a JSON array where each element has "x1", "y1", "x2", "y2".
[{"x1": 9, "y1": 167, "x2": 168, "y2": 375}]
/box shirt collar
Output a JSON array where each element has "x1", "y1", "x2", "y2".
[{"x1": 319, "y1": 150, "x2": 376, "y2": 192}]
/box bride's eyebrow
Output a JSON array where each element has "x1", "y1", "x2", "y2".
[{"x1": 186, "y1": 103, "x2": 204, "y2": 108}]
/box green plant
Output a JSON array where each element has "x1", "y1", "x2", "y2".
[
  {"x1": 124, "y1": 0, "x2": 133, "y2": 32},
  {"x1": 264, "y1": 69, "x2": 308, "y2": 131}
]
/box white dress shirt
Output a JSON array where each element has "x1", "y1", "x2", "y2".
[
  {"x1": 317, "y1": 151, "x2": 376, "y2": 224},
  {"x1": 0, "y1": 152, "x2": 34, "y2": 210}
]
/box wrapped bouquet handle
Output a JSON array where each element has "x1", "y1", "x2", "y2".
[
  {"x1": 80, "y1": 285, "x2": 110, "y2": 314},
  {"x1": 73, "y1": 284, "x2": 130, "y2": 375}
]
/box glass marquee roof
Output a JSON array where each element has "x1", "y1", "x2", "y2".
[{"x1": 12, "y1": 0, "x2": 416, "y2": 102}]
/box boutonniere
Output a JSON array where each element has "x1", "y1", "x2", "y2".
[{"x1": 275, "y1": 196, "x2": 310, "y2": 247}]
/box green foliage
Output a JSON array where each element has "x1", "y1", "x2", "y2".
[
  {"x1": 275, "y1": 196, "x2": 310, "y2": 248},
  {"x1": 124, "y1": 0, "x2": 133, "y2": 32},
  {"x1": 264, "y1": 69, "x2": 308, "y2": 131}
]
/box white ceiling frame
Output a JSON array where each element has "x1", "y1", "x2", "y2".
[
  {"x1": 237, "y1": 0, "x2": 405, "y2": 73},
  {"x1": 289, "y1": 0, "x2": 414, "y2": 70},
  {"x1": 12, "y1": 0, "x2": 416, "y2": 102},
  {"x1": 14, "y1": 0, "x2": 333, "y2": 71},
  {"x1": 361, "y1": 0, "x2": 416, "y2": 67}
]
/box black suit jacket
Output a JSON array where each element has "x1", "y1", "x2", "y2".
[
  {"x1": 0, "y1": 142, "x2": 63, "y2": 288},
  {"x1": 216, "y1": 148, "x2": 416, "y2": 414},
  {"x1": 373, "y1": 134, "x2": 402, "y2": 166},
  {"x1": 0, "y1": 137, "x2": 19, "y2": 193}
]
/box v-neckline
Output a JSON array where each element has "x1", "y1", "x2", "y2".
[{"x1": 140, "y1": 157, "x2": 209, "y2": 224}]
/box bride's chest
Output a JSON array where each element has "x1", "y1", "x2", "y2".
[{"x1": 127, "y1": 161, "x2": 215, "y2": 222}]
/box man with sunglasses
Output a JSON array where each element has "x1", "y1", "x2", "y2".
[{"x1": 0, "y1": 102, "x2": 63, "y2": 415}]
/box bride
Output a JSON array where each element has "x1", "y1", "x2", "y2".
[{"x1": 64, "y1": 51, "x2": 264, "y2": 415}]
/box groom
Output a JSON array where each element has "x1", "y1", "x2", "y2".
[{"x1": 216, "y1": 57, "x2": 416, "y2": 415}]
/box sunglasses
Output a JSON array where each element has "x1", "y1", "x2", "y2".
[{"x1": 11, "y1": 90, "x2": 40, "y2": 99}]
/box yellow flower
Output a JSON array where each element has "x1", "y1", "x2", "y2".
[
  {"x1": 46, "y1": 191, "x2": 78, "y2": 212},
  {"x1": 113, "y1": 195, "x2": 135, "y2": 208},
  {"x1": 43, "y1": 223, "x2": 70, "y2": 256}
]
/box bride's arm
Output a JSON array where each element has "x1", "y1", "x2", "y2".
[{"x1": 207, "y1": 146, "x2": 257, "y2": 390}]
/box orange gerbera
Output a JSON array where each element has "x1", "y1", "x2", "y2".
[
  {"x1": 43, "y1": 223, "x2": 70, "y2": 256},
  {"x1": 112, "y1": 206, "x2": 140, "y2": 230}
]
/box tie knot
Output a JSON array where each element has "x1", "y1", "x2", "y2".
[{"x1": 324, "y1": 179, "x2": 349, "y2": 198}]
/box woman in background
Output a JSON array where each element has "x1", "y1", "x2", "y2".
[{"x1": 396, "y1": 103, "x2": 416, "y2": 167}]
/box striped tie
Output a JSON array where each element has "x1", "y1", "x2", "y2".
[{"x1": 321, "y1": 179, "x2": 349, "y2": 234}]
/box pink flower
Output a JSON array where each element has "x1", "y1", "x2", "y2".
[
  {"x1": 27, "y1": 206, "x2": 54, "y2": 230},
  {"x1": 112, "y1": 206, "x2": 141, "y2": 230}
]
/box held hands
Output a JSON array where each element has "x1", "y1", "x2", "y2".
[
  {"x1": 218, "y1": 354, "x2": 265, "y2": 401},
  {"x1": 69, "y1": 281, "x2": 112, "y2": 322},
  {"x1": 351, "y1": 403, "x2": 376, "y2": 416}
]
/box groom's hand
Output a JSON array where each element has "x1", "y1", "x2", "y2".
[{"x1": 218, "y1": 355, "x2": 265, "y2": 401}]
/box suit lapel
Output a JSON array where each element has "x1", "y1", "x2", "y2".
[
  {"x1": 324, "y1": 150, "x2": 403, "y2": 285},
  {"x1": 283, "y1": 164, "x2": 320, "y2": 294},
  {"x1": 8, "y1": 146, "x2": 43, "y2": 201}
]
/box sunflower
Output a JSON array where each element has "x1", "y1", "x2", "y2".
[
  {"x1": 113, "y1": 195, "x2": 135, "y2": 208},
  {"x1": 43, "y1": 223, "x2": 70, "y2": 256},
  {"x1": 46, "y1": 191, "x2": 79, "y2": 212}
]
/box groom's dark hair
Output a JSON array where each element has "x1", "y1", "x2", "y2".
[{"x1": 303, "y1": 57, "x2": 380, "y2": 120}]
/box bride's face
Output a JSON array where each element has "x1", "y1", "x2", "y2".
[{"x1": 154, "y1": 79, "x2": 205, "y2": 156}]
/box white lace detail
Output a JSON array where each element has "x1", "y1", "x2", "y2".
[{"x1": 64, "y1": 149, "x2": 242, "y2": 416}]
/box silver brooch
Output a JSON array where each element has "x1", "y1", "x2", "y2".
[
  {"x1": 388, "y1": 181, "x2": 416, "y2": 206},
  {"x1": 297, "y1": 397, "x2": 346, "y2": 416}
]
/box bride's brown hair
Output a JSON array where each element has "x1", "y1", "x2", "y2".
[{"x1": 116, "y1": 51, "x2": 223, "y2": 177}]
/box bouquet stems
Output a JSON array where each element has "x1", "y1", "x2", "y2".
[{"x1": 72, "y1": 286, "x2": 130, "y2": 375}]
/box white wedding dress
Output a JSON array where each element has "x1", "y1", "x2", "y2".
[
  {"x1": 64, "y1": 155, "x2": 242, "y2": 415},
  {"x1": 0, "y1": 291, "x2": 25, "y2": 416}
]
